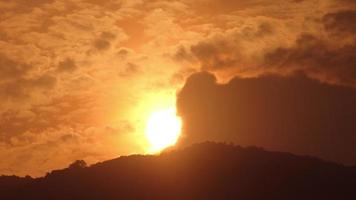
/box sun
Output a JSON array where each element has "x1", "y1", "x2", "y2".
[{"x1": 145, "y1": 107, "x2": 182, "y2": 153}]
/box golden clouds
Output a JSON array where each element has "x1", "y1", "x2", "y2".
[{"x1": 0, "y1": 0, "x2": 355, "y2": 176}]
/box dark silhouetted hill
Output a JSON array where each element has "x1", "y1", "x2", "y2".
[{"x1": 1, "y1": 142, "x2": 356, "y2": 200}]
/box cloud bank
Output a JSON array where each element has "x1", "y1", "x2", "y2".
[{"x1": 177, "y1": 72, "x2": 356, "y2": 165}]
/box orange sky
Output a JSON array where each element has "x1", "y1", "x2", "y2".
[{"x1": 0, "y1": 0, "x2": 355, "y2": 177}]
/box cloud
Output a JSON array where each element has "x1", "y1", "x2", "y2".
[
  {"x1": 177, "y1": 72, "x2": 356, "y2": 165},
  {"x1": 323, "y1": 9, "x2": 356, "y2": 36},
  {"x1": 93, "y1": 31, "x2": 117, "y2": 51},
  {"x1": 173, "y1": 7, "x2": 356, "y2": 88},
  {"x1": 172, "y1": 17, "x2": 291, "y2": 75},
  {"x1": 57, "y1": 58, "x2": 77, "y2": 72},
  {"x1": 0, "y1": 54, "x2": 32, "y2": 80},
  {"x1": 188, "y1": 21, "x2": 275, "y2": 70},
  {"x1": 0, "y1": 53, "x2": 56, "y2": 109},
  {"x1": 264, "y1": 33, "x2": 356, "y2": 88}
]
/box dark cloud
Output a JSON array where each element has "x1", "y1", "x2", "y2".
[
  {"x1": 323, "y1": 10, "x2": 356, "y2": 35},
  {"x1": 177, "y1": 72, "x2": 356, "y2": 165},
  {"x1": 82, "y1": 0, "x2": 122, "y2": 10},
  {"x1": 0, "y1": 0, "x2": 55, "y2": 12},
  {"x1": 191, "y1": 39, "x2": 241, "y2": 70},
  {"x1": 94, "y1": 39, "x2": 111, "y2": 51},
  {"x1": 0, "y1": 54, "x2": 57, "y2": 101},
  {"x1": 263, "y1": 10, "x2": 356, "y2": 88},
  {"x1": 0, "y1": 54, "x2": 32, "y2": 81},
  {"x1": 93, "y1": 32, "x2": 117, "y2": 51},
  {"x1": 173, "y1": 46, "x2": 195, "y2": 63},
  {"x1": 174, "y1": 8, "x2": 356, "y2": 88},
  {"x1": 117, "y1": 48, "x2": 131, "y2": 58},
  {"x1": 264, "y1": 34, "x2": 356, "y2": 88},
  {"x1": 0, "y1": 74, "x2": 56, "y2": 101},
  {"x1": 31, "y1": 74, "x2": 57, "y2": 89},
  {"x1": 57, "y1": 58, "x2": 77, "y2": 72},
  {"x1": 118, "y1": 62, "x2": 140, "y2": 77},
  {"x1": 188, "y1": 22, "x2": 275, "y2": 71},
  {"x1": 16, "y1": 0, "x2": 55, "y2": 7},
  {"x1": 186, "y1": 0, "x2": 304, "y2": 15}
]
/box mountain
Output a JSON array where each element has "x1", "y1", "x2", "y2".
[{"x1": 1, "y1": 142, "x2": 356, "y2": 200}]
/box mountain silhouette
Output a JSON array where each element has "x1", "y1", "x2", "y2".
[{"x1": 1, "y1": 142, "x2": 356, "y2": 200}]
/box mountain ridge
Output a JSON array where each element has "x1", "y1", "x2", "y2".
[{"x1": 1, "y1": 142, "x2": 356, "y2": 199}]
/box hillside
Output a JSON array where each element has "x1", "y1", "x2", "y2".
[{"x1": 1, "y1": 142, "x2": 356, "y2": 200}]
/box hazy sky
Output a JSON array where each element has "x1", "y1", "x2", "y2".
[{"x1": 0, "y1": 0, "x2": 355, "y2": 177}]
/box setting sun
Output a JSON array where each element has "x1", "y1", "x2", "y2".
[{"x1": 145, "y1": 108, "x2": 182, "y2": 153}]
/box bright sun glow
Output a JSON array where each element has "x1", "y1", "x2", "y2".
[{"x1": 146, "y1": 108, "x2": 182, "y2": 153}]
